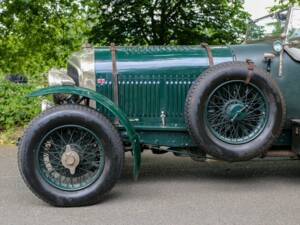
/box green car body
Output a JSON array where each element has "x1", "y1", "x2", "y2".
[
  {"x1": 21, "y1": 6, "x2": 300, "y2": 206},
  {"x1": 34, "y1": 9, "x2": 299, "y2": 144}
]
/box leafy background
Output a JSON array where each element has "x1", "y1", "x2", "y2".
[{"x1": 0, "y1": 0, "x2": 296, "y2": 143}]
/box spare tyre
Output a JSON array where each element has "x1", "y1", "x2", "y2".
[{"x1": 185, "y1": 61, "x2": 285, "y2": 162}]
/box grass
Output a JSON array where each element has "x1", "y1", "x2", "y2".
[{"x1": 0, "y1": 127, "x2": 24, "y2": 144}]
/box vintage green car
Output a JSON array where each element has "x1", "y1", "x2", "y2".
[{"x1": 18, "y1": 6, "x2": 300, "y2": 206}]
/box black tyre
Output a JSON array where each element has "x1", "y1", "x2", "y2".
[
  {"x1": 185, "y1": 61, "x2": 285, "y2": 161},
  {"x1": 18, "y1": 104, "x2": 124, "y2": 206}
]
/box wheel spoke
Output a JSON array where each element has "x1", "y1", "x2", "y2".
[
  {"x1": 206, "y1": 81, "x2": 268, "y2": 144},
  {"x1": 67, "y1": 128, "x2": 76, "y2": 144},
  {"x1": 37, "y1": 125, "x2": 105, "y2": 191}
]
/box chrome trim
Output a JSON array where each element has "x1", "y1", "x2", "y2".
[
  {"x1": 48, "y1": 68, "x2": 75, "y2": 86},
  {"x1": 67, "y1": 45, "x2": 96, "y2": 108},
  {"x1": 41, "y1": 99, "x2": 54, "y2": 112},
  {"x1": 279, "y1": 50, "x2": 284, "y2": 77}
]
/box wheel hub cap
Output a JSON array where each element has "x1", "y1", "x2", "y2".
[
  {"x1": 61, "y1": 145, "x2": 80, "y2": 175},
  {"x1": 225, "y1": 102, "x2": 248, "y2": 122}
]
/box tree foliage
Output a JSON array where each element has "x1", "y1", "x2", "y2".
[
  {"x1": 0, "y1": 0, "x2": 92, "y2": 142},
  {"x1": 0, "y1": 0, "x2": 250, "y2": 78},
  {"x1": 0, "y1": 0, "x2": 90, "y2": 78},
  {"x1": 89, "y1": 0, "x2": 250, "y2": 45},
  {"x1": 272, "y1": 0, "x2": 300, "y2": 11}
]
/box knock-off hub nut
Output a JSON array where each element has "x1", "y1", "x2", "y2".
[{"x1": 61, "y1": 145, "x2": 80, "y2": 175}]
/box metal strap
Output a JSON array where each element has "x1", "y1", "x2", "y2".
[
  {"x1": 110, "y1": 43, "x2": 120, "y2": 124},
  {"x1": 201, "y1": 43, "x2": 214, "y2": 66},
  {"x1": 245, "y1": 59, "x2": 255, "y2": 84}
]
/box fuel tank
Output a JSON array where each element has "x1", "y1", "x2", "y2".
[{"x1": 94, "y1": 46, "x2": 233, "y2": 128}]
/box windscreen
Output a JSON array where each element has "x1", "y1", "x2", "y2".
[
  {"x1": 246, "y1": 10, "x2": 288, "y2": 42},
  {"x1": 287, "y1": 8, "x2": 300, "y2": 40}
]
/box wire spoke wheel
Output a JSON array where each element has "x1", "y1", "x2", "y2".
[
  {"x1": 205, "y1": 80, "x2": 269, "y2": 144},
  {"x1": 36, "y1": 125, "x2": 105, "y2": 191},
  {"x1": 185, "y1": 62, "x2": 285, "y2": 161},
  {"x1": 19, "y1": 105, "x2": 124, "y2": 206}
]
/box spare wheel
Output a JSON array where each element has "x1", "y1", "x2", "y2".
[{"x1": 184, "y1": 61, "x2": 286, "y2": 161}]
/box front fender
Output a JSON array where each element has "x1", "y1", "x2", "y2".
[{"x1": 29, "y1": 85, "x2": 141, "y2": 180}]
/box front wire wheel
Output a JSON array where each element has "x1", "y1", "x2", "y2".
[
  {"x1": 18, "y1": 105, "x2": 124, "y2": 206},
  {"x1": 37, "y1": 125, "x2": 105, "y2": 191}
]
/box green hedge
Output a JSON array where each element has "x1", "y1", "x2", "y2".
[{"x1": 0, "y1": 78, "x2": 44, "y2": 143}]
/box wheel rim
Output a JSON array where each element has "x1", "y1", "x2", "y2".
[
  {"x1": 36, "y1": 125, "x2": 105, "y2": 191},
  {"x1": 205, "y1": 80, "x2": 269, "y2": 144}
]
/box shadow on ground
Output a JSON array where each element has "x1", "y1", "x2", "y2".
[{"x1": 121, "y1": 151, "x2": 300, "y2": 183}]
